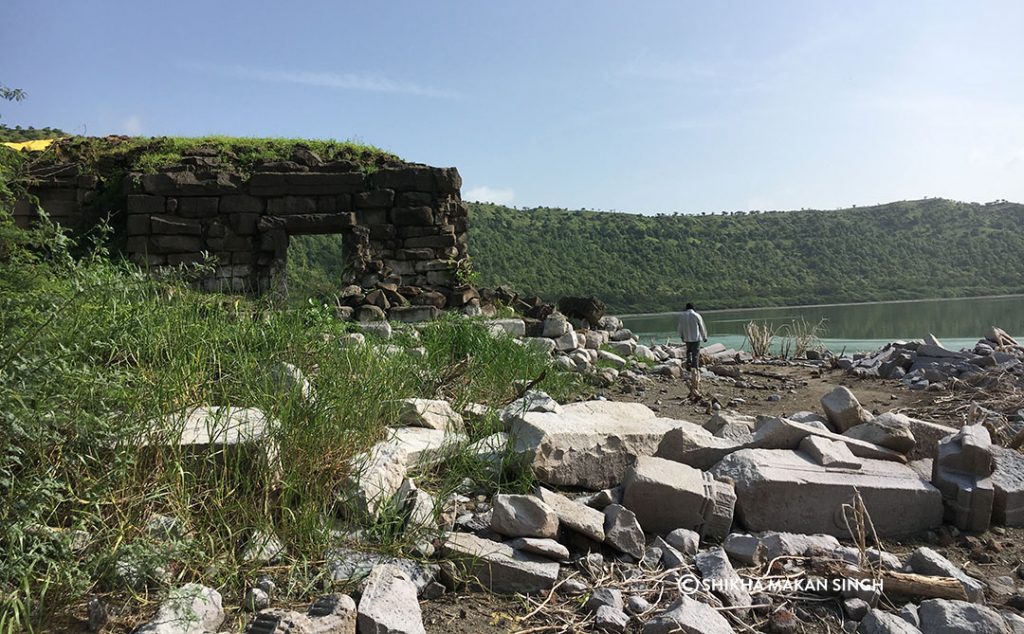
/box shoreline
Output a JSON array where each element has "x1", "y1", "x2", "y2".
[{"x1": 615, "y1": 292, "x2": 1024, "y2": 319}]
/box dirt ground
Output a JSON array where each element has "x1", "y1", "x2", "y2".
[{"x1": 603, "y1": 361, "x2": 949, "y2": 427}]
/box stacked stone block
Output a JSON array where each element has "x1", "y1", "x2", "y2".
[
  {"x1": 12, "y1": 164, "x2": 99, "y2": 230},
  {"x1": 20, "y1": 156, "x2": 468, "y2": 298}
]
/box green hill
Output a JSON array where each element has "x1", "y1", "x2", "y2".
[
  {"x1": 464, "y1": 199, "x2": 1024, "y2": 313},
  {"x1": 0, "y1": 124, "x2": 68, "y2": 142}
]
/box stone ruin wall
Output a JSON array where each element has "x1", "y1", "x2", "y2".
[{"x1": 12, "y1": 157, "x2": 469, "y2": 298}]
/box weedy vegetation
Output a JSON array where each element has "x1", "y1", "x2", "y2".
[{"x1": 0, "y1": 191, "x2": 581, "y2": 630}]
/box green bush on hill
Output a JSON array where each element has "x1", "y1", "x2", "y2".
[{"x1": 466, "y1": 199, "x2": 1024, "y2": 313}]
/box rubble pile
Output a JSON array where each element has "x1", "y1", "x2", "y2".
[
  {"x1": 207, "y1": 383, "x2": 1024, "y2": 632},
  {"x1": 130, "y1": 324, "x2": 1024, "y2": 633},
  {"x1": 837, "y1": 329, "x2": 1023, "y2": 391}
]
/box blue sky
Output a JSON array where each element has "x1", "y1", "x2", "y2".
[{"x1": 3, "y1": 1, "x2": 1023, "y2": 214}]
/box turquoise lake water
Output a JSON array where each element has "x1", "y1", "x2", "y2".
[{"x1": 619, "y1": 295, "x2": 1024, "y2": 354}]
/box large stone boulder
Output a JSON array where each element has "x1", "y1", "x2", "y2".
[
  {"x1": 510, "y1": 401, "x2": 679, "y2": 490},
  {"x1": 557, "y1": 296, "x2": 606, "y2": 328},
  {"x1": 620, "y1": 456, "x2": 735, "y2": 540},
  {"x1": 712, "y1": 449, "x2": 942, "y2": 537}
]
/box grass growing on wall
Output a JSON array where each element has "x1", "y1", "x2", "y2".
[
  {"x1": 23, "y1": 135, "x2": 401, "y2": 177},
  {"x1": 0, "y1": 211, "x2": 581, "y2": 631}
]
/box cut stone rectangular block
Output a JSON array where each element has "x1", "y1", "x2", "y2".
[
  {"x1": 936, "y1": 425, "x2": 993, "y2": 476},
  {"x1": 621, "y1": 456, "x2": 735, "y2": 540},
  {"x1": 990, "y1": 446, "x2": 1024, "y2": 526},
  {"x1": 711, "y1": 449, "x2": 942, "y2": 537},
  {"x1": 932, "y1": 425, "x2": 994, "y2": 532},
  {"x1": 800, "y1": 436, "x2": 862, "y2": 469},
  {"x1": 511, "y1": 401, "x2": 680, "y2": 490},
  {"x1": 441, "y1": 531, "x2": 559, "y2": 594},
  {"x1": 485, "y1": 319, "x2": 526, "y2": 337},
  {"x1": 142, "y1": 406, "x2": 280, "y2": 480}
]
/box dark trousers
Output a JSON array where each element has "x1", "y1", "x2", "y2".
[{"x1": 685, "y1": 341, "x2": 701, "y2": 370}]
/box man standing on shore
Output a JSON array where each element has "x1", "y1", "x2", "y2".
[{"x1": 677, "y1": 302, "x2": 708, "y2": 371}]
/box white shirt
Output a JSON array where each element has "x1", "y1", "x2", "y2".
[{"x1": 677, "y1": 309, "x2": 707, "y2": 343}]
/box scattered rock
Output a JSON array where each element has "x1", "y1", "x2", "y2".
[
  {"x1": 339, "y1": 442, "x2": 407, "y2": 521},
  {"x1": 505, "y1": 537, "x2": 570, "y2": 561},
  {"x1": 665, "y1": 528, "x2": 700, "y2": 555},
  {"x1": 357, "y1": 564, "x2": 426, "y2": 634},
  {"x1": 136, "y1": 584, "x2": 224, "y2": 634},
  {"x1": 271, "y1": 361, "x2": 313, "y2": 400},
  {"x1": 821, "y1": 386, "x2": 873, "y2": 432},
  {"x1": 535, "y1": 486, "x2": 607, "y2": 542},
  {"x1": 917, "y1": 598, "x2": 1007, "y2": 634},
  {"x1": 586, "y1": 588, "x2": 624, "y2": 613},
  {"x1": 626, "y1": 595, "x2": 653, "y2": 615},
  {"x1": 491, "y1": 494, "x2": 559, "y2": 538},
  {"x1": 696, "y1": 547, "x2": 752, "y2": 614},
  {"x1": 643, "y1": 596, "x2": 736, "y2": 634},
  {"x1": 243, "y1": 587, "x2": 269, "y2": 612},
  {"x1": 908, "y1": 547, "x2": 985, "y2": 603},
  {"x1": 441, "y1": 531, "x2": 559, "y2": 594},
  {"x1": 397, "y1": 398, "x2": 464, "y2": 431},
  {"x1": 603, "y1": 504, "x2": 646, "y2": 559},
  {"x1": 595, "y1": 605, "x2": 630, "y2": 633},
  {"x1": 724, "y1": 533, "x2": 765, "y2": 567},
  {"x1": 857, "y1": 609, "x2": 923, "y2": 633}
]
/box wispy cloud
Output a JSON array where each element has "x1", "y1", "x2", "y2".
[
  {"x1": 181, "y1": 61, "x2": 459, "y2": 99},
  {"x1": 121, "y1": 115, "x2": 143, "y2": 135},
  {"x1": 464, "y1": 185, "x2": 515, "y2": 206}
]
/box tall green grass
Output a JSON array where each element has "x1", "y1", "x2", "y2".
[{"x1": 0, "y1": 212, "x2": 581, "y2": 631}]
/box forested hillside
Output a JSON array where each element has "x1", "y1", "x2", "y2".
[{"x1": 465, "y1": 199, "x2": 1024, "y2": 313}]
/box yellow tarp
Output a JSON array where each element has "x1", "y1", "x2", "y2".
[{"x1": 2, "y1": 139, "x2": 55, "y2": 152}]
